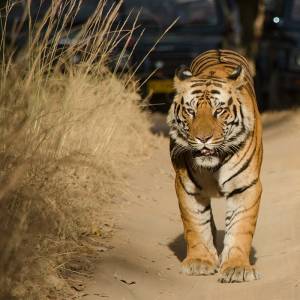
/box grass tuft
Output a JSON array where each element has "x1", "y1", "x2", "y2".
[{"x1": 0, "y1": 0, "x2": 152, "y2": 298}]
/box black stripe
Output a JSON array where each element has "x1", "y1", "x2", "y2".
[
  {"x1": 226, "y1": 190, "x2": 262, "y2": 233},
  {"x1": 191, "y1": 89, "x2": 203, "y2": 94},
  {"x1": 185, "y1": 158, "x2": 202, "y2": 190},
  {"x1": 228, "y1": 140, "x2": 246, "y2": 153},
  {"x1": 202, "y1": 204, "x2": 211, "y2": 213},
  {"x1": 175, "y1": 102, "x2": 180, "y2": 115},
  {"x1": 225, "y1": 197, "x2": 260, "y2": 227},
  {"x1": 211, "y1": 82, "x2": 223, "y2": 88},
  {"x1": 226, "y1": 125, "x2": 247, "y2": 143},
  {"x1": 197, "y1": 204, "x2": 211, "y2": 214},
  {"x1": 211, "y1": 89, "x2": 221, "y2": 94},
  {"x1": 190, "y1": 79, "x2": 206, "y2": 83},
  {"x1": 226, "y1": 178, "x2": 258, "y2": 198},
  {"x1": 229, "y1": 268, "x2": 235, "y2": 282},
  {"x1": 226, "y1": 215, "x2": 254, "y2": 233},
  {"x1": 226, "y1": 104, "x2": 241, "y2": 127},
  {"x1": 233, "y1": 105, "x2": 237, "y2": 119},
  {"x1": 226, "y1": 119, "x2": 240, "y2": 127},
  {"x1": 190, "y1": 82, "x2": 205, "y2": 88},
  {"x1": 206, "y1": 77, "x2": 226, "y2": 83},
  {"x1": 170, "y1": 139, "x2": 188, "y2": 164},
  {"x1": 225, "y1": 210, "x2": 235, "y2": 222},
  {"x1": 221, "y1": 153, "x2": 234, "y2": 166},
  {"x1": 199, "y1": 219, "x2": 210, "y2": 226},
  {"x1": 232, "y1": 130, "x2": 255, "y2": 167},
  {"x1": 239, "y1": 105, "x2": 244, "y2": 119},
  {"x1": 177, "y1": 129, "x2": 187, "y2": 140},
  {"x1": 222, "y1": 141, "x2": 256, "y2": 185}
]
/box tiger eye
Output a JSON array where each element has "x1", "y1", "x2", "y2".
[{"x1": 187, "y1": 108, "x2": 195, "y2": 116}]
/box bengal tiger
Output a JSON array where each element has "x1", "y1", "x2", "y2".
[{"x1": 167, "y1": 49, "x2": 263, "y2": 283}]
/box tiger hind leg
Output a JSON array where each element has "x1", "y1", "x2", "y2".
[{"x1": 219, "y1": 180, "x2": 262, "y2": 283}]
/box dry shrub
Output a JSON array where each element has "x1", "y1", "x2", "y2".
[{"x1": 0, "y1": 1, "x2": 152, "y2": 298}]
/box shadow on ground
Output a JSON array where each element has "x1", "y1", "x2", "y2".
[{"x1": 168, "y1": 230, "x2": 257, "y2": 265}]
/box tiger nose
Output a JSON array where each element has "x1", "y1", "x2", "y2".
[{"x1": 196, "y1": 134, "x2": 213, "y2": 143}]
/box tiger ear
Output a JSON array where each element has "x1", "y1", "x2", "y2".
[
  {"x1": 175, "y1": 65, "x2": 193, "y2": 81},
  {"x1": 228, "y1": 65, "x2": 242, "y2": 80},
  {"x1": 174, "y1": 65, "x2": 193, "y2": 93},
  {"x1": 228, "y1": 65, "x2": 246, "y2": 89}
]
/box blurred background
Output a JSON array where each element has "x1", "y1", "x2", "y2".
[
  {"x1": 1, "y1": 2, "x2": 300, "y2": 298},
  {"x1": 2, "y1": 0, "x2": 300, "y2": 112}
]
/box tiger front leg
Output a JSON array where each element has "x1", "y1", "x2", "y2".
[
  {"x1": 219, "y1": 180, "x2": 262, "y2": 283},
  {"x1": 175, "y1": 174, "x2": 219, "y2": 276}
]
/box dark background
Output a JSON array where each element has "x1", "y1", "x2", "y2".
[{"x1": 1, "y1": 0, "x2": 300, "y2": 112}]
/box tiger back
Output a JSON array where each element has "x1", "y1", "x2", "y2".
[{"x1": 167, "y1": 49, "x2": 263, "y2": 283}]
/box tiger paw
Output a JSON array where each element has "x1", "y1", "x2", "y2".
[
  {"x1": 218, "y1": 265, "x2": 261, "y2": 283},
  {"x1": 181, "y1": 257, "x2": 218, "y2": 276}
]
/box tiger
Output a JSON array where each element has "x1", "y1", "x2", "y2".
[{"x1": 167, "y1": 49, "x2": 263, "y2": 283}]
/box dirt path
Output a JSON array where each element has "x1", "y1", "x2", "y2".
[{"x1": 84, "y1": 112, "x2": 300, "y2": 300}]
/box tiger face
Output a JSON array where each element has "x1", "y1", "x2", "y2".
[{"x1": 168, "y1": 66, "x2": 254, "y2": 169}]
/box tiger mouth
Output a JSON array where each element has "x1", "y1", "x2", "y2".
[{"x1": 193, "y1": 147, "x2": 216, "y2": 157}]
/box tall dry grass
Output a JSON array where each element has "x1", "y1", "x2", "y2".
[{"x1": 0, "y1": 1, "x2": 152, "y2": 298}]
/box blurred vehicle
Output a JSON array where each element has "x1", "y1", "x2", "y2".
[
  {"x1": 3, "y1": 0, "x2": 99, "y2": 49},
  {"x1": 256, "y1": 0, "x2": 300, "y2": 110},
  {"x1": 119, "y1": 0, "x2": 227, "y2": 112}
]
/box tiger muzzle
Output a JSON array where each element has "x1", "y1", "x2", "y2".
[{"x1": 193, "y1": 147, "x2": 216, "y2": 157}]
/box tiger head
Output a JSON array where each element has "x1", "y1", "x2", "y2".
[{"x1": 167, "y1": 65, "x2": 255, "y2": 169}]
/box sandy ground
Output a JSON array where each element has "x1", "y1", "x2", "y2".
[{"x1": 83, "y1": 111, "x2": 300, "y2": 300}]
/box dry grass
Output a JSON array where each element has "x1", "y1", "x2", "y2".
[{"x1": 0, "y1": 1, "x2": 152, "y2": 298}]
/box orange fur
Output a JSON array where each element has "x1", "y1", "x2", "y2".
[{"x1": 168, "y1": 49, "x2": 263, "y2": 283}]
